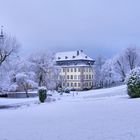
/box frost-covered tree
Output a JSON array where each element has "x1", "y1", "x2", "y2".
[
  {"x1": 0, "y1": 30, "x2": 20, "y2": 67},
  {"x1": 45, "y1": 66, "x2": 60, "y2": 90},
  {"x1": 113, "y1": 53, "x2": 127, "y2": 82},
  {"x1": 0, "y1": 29, "x2": 20, "y2": 92},
  {"x1": 29, "y1": 53, "x2": 52, "y2": 86},
  {"x1": 0, "y1": 71, "x2": 11, "y2": 92},
  {"x1": 113, "y1": 46, "x2": 140, "y2": 81},
  {"x1": 101, "y1": 59, "x2": 121, "y2": 87},
  {"x1": 13, "y1": 72, "x2": 37, "y2": 97},
  {"x1": 8, "y1": 58, "x2": 30, "y2": 83},
  {"x1": 94, "y1": 55, "x2": 106, "y2": 88},
  {"x1": 29, "y1": 52, "x2": 60, "y2": 90},
  {"x1": 124, "y1": 45, "x2": 140, "y2": 70},
  {"x1": 7, "y1": 58, "x2": 37, "y2": 94}
]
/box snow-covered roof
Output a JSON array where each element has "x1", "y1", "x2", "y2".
[{"x1": 55, "y1": 50, "x2": 93, "y2": 61}]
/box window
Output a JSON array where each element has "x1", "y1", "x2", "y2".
[
  {"x1": 78, "y1": 68, "x2": 80, "y2": 72},
  {"x1": 67, "y1": 75, "x2": 69, "y2": 80},
  {"x1": 63, "y1": 83, "x2": 65, "y2": 87},
  {"x1": 78, "y1": 83, "x2": 81, "y2": 87},
  {"x1": 74, "y1": 68, "x2": 77, "y2": 72},
  {"x1": 89, "y1": 82, "x2": 92, "y2": 86},
  {"x1": 89, "y1": 68, "x2": 91, "y2": 72},
  {"x1": 71, "y1": 68, "x2": 73, "y2": 72},
  {"x1": 71, "y1": 83, "x2": 73, "y2": 87},
  {"x1": 89, "y1": 75, "x2": 91, "y2": 79},
  {"x1": 74, "y1": 83, "x2": 77, "y2": 87},
  {"x1": 67, "y1": 83, "x2": 69, "y2": 87},
  {"x1": 86, "y1": 75, "x2": 88, "y2": 79},
  {"x1": 63, "y1": 68, "x2": 65, "y2": 72},
  {"x1": 86, "y1": 68, "x2": 88, "y2": 72},
  {"x1": 71, "y1": 75, "x2": 73, "y2": 79},
  {"x1": 67, "y1": 68, "x2": 69, "y2": 72}
]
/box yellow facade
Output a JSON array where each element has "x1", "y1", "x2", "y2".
[{"x1": 60, "y1": 66, "x2": 94, "y2": 90}]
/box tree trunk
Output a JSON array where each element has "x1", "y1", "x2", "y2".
[
  {"x1": 39, "y1": 74, "x2": 43, "y2": 87},
  {"x1": 24, "y1": 86, "x2": 29, "y2": 98}
]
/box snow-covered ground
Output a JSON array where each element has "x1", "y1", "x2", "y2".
[{"x1": 0, "y1": 85, "x2": 140, "y2": 140}]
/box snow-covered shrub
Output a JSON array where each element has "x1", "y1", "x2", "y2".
[
  {"x1": 38, "y1": 86, "x2": 47, "y2": 103},
  {"x1": 125, "y1": 67, "x2": 140, "y2": 98}
]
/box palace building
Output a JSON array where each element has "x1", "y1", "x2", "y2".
[{"x1": 55, "y1": 50, "x2": 95, "y2": 91}]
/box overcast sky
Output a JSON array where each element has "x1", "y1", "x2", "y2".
[{"x1": 0, "y1": 0, "x2": 140, "y2": 58}]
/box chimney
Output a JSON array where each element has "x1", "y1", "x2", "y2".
[{"x1": 77, "y1": 51, "x2": 79, "y2": 56}]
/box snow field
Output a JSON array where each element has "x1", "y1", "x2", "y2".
[{"x1": 0, "y1": 85, "x2": 140, "y2": 140}]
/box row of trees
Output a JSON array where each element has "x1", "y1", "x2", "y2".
[
  {"x1": 94, "y1": 46, "x2": 140, "y2": 88},
  {"x1": 0, "y1": 31, "x2": 140, "y2": 93},
  {"x1": 0, "y1": 32, "x2": 60, "y2": 96}
]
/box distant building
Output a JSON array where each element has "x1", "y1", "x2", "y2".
[{"x1": 55, "y1": 50, "x2": 95, "y2": 91}]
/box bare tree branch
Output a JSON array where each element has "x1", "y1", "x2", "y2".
[{"x1": 0, "y1": 33, "x2": 20, "y2": 67}]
